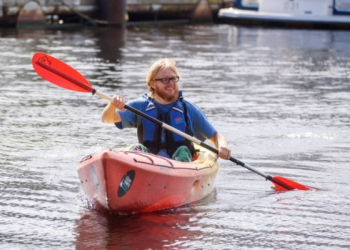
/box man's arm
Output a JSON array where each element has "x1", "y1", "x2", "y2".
[
  {"x1": 209, "y1": 132, "x2": 231, "y2": 160},
  {"x1": 101, "y1": 95, "x2": 125, "y2": 123}
]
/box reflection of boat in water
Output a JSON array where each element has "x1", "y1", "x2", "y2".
[
  {"x1": 75, "y1": 210, "x2": 199, "y2": 249},
  {"x1": 75, "y1": 191, "x2": 217, "y2": 249},
  {"x1": 218, "y1": 0, "x2": 350, "y2": 29},
  {"x1": 77, "y1": 145, "x2": 219, "y2": 214}
]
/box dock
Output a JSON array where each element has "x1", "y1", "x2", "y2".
[{"x1": 0, "y1": 0, "x2": 232, "y2": 28}]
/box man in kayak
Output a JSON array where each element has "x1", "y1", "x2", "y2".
[{"x1": 101, "y1": 58, "x2": 231, "y2": 162}]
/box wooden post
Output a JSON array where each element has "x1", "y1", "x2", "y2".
[
  {"x1": 192, "y1": 0, "x2": 213, "y2": 22},
  {"x1": 0, "y1": 0, "x2": 3, "y2": 18},
  {"x1": 16, "y1": 1, "x2": 45, "y2": 28},
  {"x1": 99, "y1": 0, "x2": 126, "y2": 25}
]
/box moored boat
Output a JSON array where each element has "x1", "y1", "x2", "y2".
[
  {"x1": 218, "y1": 0, "x2": 350, "y2": 29},
  {"x1": 77, "y1": 145, "x2": 219, "y2": 214}
]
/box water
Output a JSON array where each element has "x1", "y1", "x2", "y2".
[{"x1": 1, "y1": 24, "x2": 350, "y2": 249}]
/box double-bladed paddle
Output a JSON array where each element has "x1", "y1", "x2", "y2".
[{"x1": 32, "y1": 52, "x2": 312, "y2": 191}]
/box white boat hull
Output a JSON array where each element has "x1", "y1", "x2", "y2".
[{"x1": 218, "y1": 0, "x2": 350, "y2": 28}]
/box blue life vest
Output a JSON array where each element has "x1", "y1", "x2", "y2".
[{"x1": 137, "y1": 92, "x2": 195, "y2": 157}]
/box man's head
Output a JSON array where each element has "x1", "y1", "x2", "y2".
[{"x1": 146, "y1": 59, "x2": 180, "y2": 103}]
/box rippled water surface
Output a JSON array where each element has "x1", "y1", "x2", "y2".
[{"x1": 1, "y1": 24, "x2": 350, "y2": 249}]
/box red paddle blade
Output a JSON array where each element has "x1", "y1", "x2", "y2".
[
  {"x1": 271, "y1": 176, "x2": 312, "y2": 191},
  {"x1": 32, "y1": 52, "x2": 93, "y2": 93}
]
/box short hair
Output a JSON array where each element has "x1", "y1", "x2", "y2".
[{"x1": 146, "y1": 58, "x2": 179, "y2": 93}]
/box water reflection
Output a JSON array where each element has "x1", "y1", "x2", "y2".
[
  {"x1": 74, "y1": 190, "x2": 217, "y2": 249},
  {"x1": 75, "y1": 189, "x2": 217, "y2": 250},
  {"x1": 1, "y1": 23, "x2": 350, "y2": 249},
  {"x1": 75, "y1": 209, "x2": 202, "y2": 249},
  {"x1": 93, "y1": 27, "x2": 126, "y2": 63}
]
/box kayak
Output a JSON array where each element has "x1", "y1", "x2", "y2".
[{"x1": 77, "y1": 145, "x2": 219, "y2": 214}]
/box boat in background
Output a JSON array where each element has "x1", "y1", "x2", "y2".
[
  {"x1": 218, "y1": 0, "x2": 350, "y2": 29},
  {"x1": 77, "y1": 145, "x2": 219, "y2": 214}
]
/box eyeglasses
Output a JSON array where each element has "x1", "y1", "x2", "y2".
[{"x1": 153, "y1": 76, "x2": 180, "y2": 84}]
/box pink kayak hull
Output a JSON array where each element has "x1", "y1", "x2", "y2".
[{"x1": 77, "y1": 146, "x2": 219, "y2": 214}]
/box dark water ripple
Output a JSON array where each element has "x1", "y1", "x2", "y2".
[{"x1": 1, "y1": 25, "x2": 350, "y2": 249}]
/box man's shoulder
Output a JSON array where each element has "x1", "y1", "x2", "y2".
[
  {"x1": 183, "y1": 99, "x2": 202, "y2": 112},
  {"x1": 129, "y1": 93, "x2": 149, "y2": 103},
  {"x1": 128, "y1": 94, "x2": 151, "y2": 109}
]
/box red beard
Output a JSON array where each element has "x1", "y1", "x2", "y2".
[{"x1": 153, "y1": 84, "x2": 179, "y2": 103}]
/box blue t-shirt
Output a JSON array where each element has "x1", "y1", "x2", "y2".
[{"x1": 115, "y1": 94, "x2": 217, "y2": 142}]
